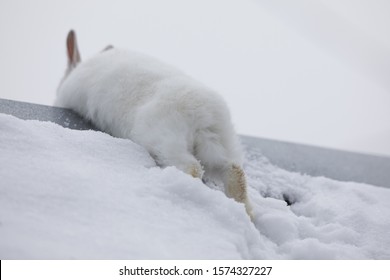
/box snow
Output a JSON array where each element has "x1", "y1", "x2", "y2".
[{"x1": 1, "y1": 113, "x2": 390, "y2": 259}]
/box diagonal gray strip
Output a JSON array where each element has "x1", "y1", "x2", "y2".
[{"x1": 1, "y1": 98, "x2": 389, "y2": 188}]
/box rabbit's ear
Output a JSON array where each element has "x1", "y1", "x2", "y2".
[{"x1": 66, "y1": 30, "x2": 81, "y2": 68}]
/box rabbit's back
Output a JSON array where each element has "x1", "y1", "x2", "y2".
[
  {"x1": 57, "y1": 48, "x2": 179, "y2": 115},
  {"x1": 57, "y1": 49, "x2": 233, "y2": 140}
]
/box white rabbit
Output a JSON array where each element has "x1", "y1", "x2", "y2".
[{"x1": 56, "y1": 30, "x2": 252, "y2": 219}]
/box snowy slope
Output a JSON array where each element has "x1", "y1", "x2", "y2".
[{"x1": 1, "y1": 113, "x2": 389, "y2": 259}]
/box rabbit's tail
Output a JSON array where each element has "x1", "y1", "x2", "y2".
[{"x1": 65, "y1": 30, "x2": 81, "y2": 75}]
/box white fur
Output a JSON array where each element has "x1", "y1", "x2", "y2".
[{"x1": 56, "y1": 46, "x2": 251, "y2": 217}]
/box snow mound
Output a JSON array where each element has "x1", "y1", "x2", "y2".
[
  {"x1": 245, "y1": 150, "x2": 390, "y2": 259},
  {"x1": 1, "y1": 113, "x2": 389, "y2": 259}
]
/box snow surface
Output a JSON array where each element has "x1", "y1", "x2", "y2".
[{"x1": 1, "y1": 113, "x2": 389, "y2": 259}]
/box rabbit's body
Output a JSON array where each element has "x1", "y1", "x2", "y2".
[{"x1": 56, "y1": 31, "x2": 252, "y2": 218}]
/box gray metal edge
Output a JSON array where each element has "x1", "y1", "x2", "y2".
[{"x1": 1, "y1": 98, "x2": 389, "y2": 188}]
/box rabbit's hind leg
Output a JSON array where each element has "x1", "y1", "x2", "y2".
[
  {"x1": 168, "y1": 153, "x2": 203, "y2": 179},
  {"x1": 194, "y1": 131, "x2": 253, "y2": 220},
  {"x1": 225, "y1": 164, "x2": 253, "y2": 220},
  {"x1": 147, "y1": 138, "x2": 204, "y2": 180}
]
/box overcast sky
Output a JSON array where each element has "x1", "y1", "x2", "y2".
[{"x1": 0, "y1": 0, "x2": 389, "y2": 156}]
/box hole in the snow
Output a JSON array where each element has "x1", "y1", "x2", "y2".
[{"x1": 283, "y1": 193, "x2": 294, "y2": 206}]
